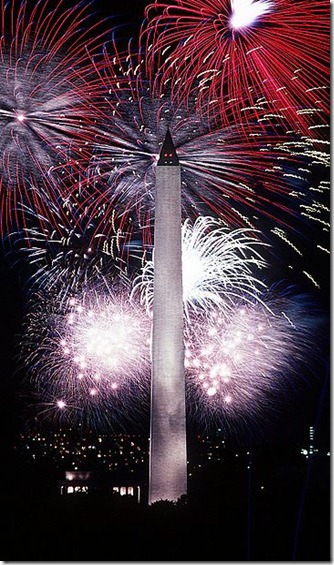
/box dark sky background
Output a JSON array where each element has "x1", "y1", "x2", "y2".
[
  {"x1": 0, "y1": 0, "x2": 330, "y2": 456},
  {"x1": 0, "y1": 4, "x2": 330, "y2": 562}
]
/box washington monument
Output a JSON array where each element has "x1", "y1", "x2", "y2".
[{"x1": 148, "y1": 130, "x2": 187, "y2": 504}]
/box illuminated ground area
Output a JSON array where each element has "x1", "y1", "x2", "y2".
[{"x1": 2, "y1": 424, "x2": 330, "y2": 561}]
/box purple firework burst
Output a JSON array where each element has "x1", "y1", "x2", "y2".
[
  {"x1": 0, "y1": 0, "x2": 109, "y2": 235},
  {"x1": 20, "y1": 277, "x2": 151, "y2": 430},
  {"x1": 184, "y1": 288, "x2": 325, "y2": 437}
]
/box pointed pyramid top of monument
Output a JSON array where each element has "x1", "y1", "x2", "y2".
[{"x1": 157, "y1": 129, "x2": 179, "y2": 166}]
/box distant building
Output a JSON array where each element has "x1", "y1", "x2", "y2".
[
  {"x1": 14, "y1": 429, "x2": 149, "y2": 475},
  {"x1": 59, "y1": 470, "x2": 142, "y2": 503},
  {"x1": 309, "y1": 426, "x2": 315, "y2": 455},
  {"x1": 300, "y1": 426, "x2": 323, "y2": 458}
]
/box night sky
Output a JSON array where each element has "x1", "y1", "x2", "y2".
[
  {"x1": 0, "y1": 0, "x2": 330, "y2": 560},
  {"x1": 0, "y1": 0, "x2": 152, "y2": 442},
  {"x1": 0, "y1": 0, "x2": 329, "y2": 443}
]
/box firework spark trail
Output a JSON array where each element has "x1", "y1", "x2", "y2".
[
  {"x1": 81, "y1": 41, "x2": 327, "y2": 262},
  {"x1": 6, "y1": 203, "x2": 120, "y2": 297},
  {"x1": 133, "y1": 216, "x2": 269, "y2": 320},
  {"x1": 184, "y1": 288, "x2": 326, "y2": 435},
  {"x1": 0, "y1": 0, "x2": 111, "y2": 235},
  {"x1": 142, "y1": 0, "x2": 330, "y2": 138},
  {"x1": 21, "y1": 279, "x2": 151, "y2": 429},
  {"x1": 19, "y1": 253, "x2": 327, "y2": 434},
  {"x1": 5, "y1": 196, "x2": 147, "y2": 299}
]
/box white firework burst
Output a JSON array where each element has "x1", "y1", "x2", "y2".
[{"x1": 133, "y1": 216, "x2": 269, "y2": 319}]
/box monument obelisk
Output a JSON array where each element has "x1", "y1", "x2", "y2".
[{"x1": 148, "y1": 130, "x2": 187, "y2": 504}]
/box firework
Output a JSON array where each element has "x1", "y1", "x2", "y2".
[
  {"x1": 133, "y1": 216, "x2": 269, "y2": 319},
  {"x1": 0, "y1": 0, "x2": 110, "y2": 235},
  {"x1": 184, "y1": 287, "x2": 325, "y2": 436},
  {"x1": 82, "y1": 41, "x2": 327, "y2": 262},
  {"x1": 21, "y1": 278, "x2": 151, "y2": 430},
  {"x1": 6, "y1": 200, "x2": 126, "y2": 297},
  {"x1": 142, "y1": 0, "x2": 330, "y2": 137}
]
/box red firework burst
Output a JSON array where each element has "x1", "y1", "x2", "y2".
[
  {"x1": 142, "y1": 0, "x2": 330, "y2": 138},
  {"x1": 76, "y1": 40, "x2": 328, "y2": 266}
]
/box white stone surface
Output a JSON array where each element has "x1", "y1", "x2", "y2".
[{"x1": 149, "y1": 164, "x2": 187, "y2": 504}]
